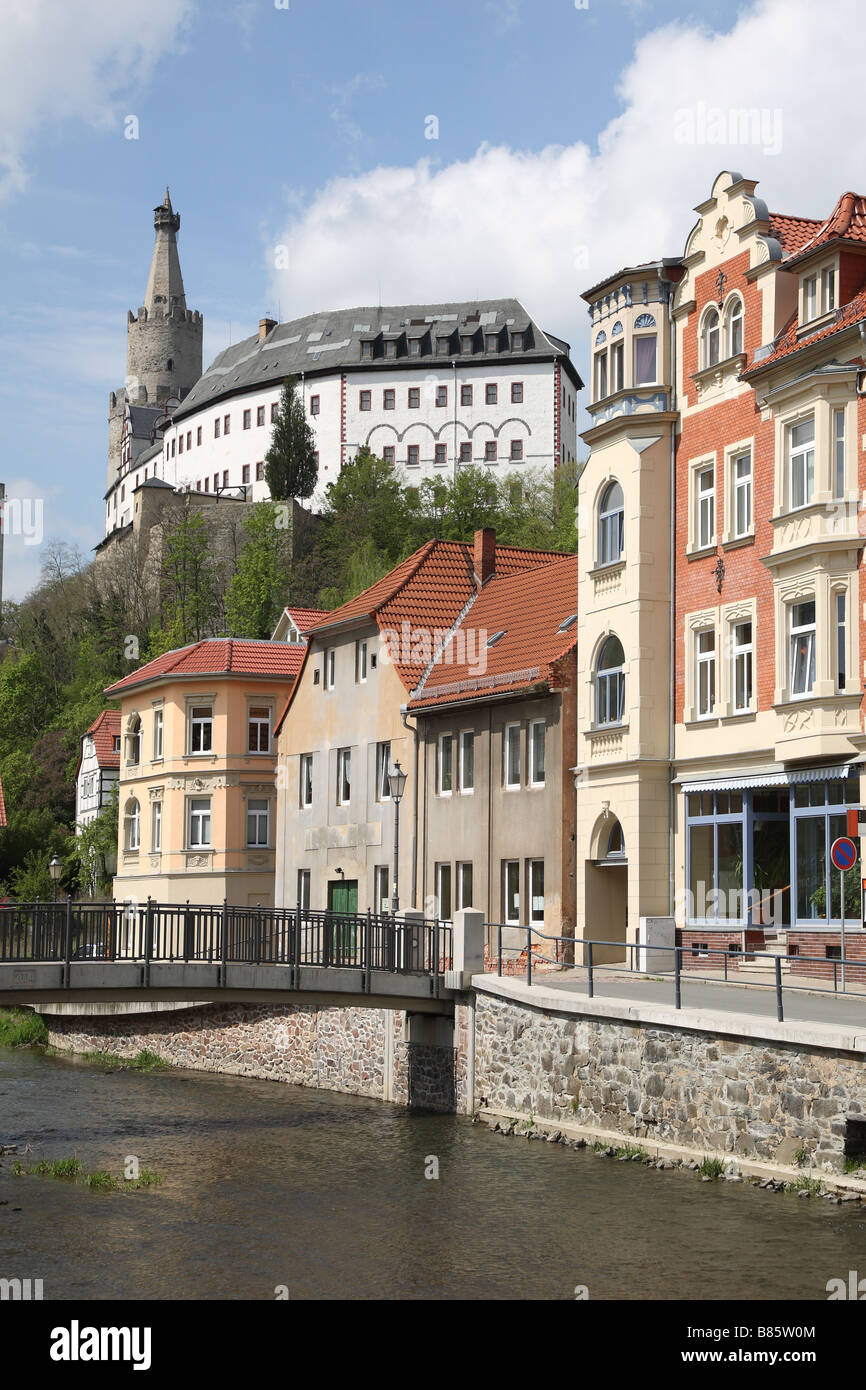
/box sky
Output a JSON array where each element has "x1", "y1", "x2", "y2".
[{"x1": 0, "y1": 0, "x2": 864, "y2": 600}]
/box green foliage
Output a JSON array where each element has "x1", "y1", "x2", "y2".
[
  {"x1": 65, "y1": 790, "x2": 118, "y2": 899},
  {"x1": 225, "y1": 501, "x2": 293, "y2": 638},
  {"x1": 265, "y1": 376, "x2": 318, "y2": 502},
  {"x1": 0, "y1": 1007, "x2": 48, "y2": 1047},
  {"x1": 158, "y1": 508, "x2": 222, "y2": 643},
  {"x1": 697, "y1": 1156, "x2": 726, "y2": 1178},
  {"x1": 8, "y1": 848, "x2": 58, "y2": 902}
]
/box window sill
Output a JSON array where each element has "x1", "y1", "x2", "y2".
[
  {"x1": 720, "y1": 709, "x2": 757, "y2": 723},
  {"x1": 684, "y1": 715, "x2": 720, "y2": 729},
  {"x1": 721, "y1": 533, "x2": 755, "y2": 551},
  {"x1": 685, "y1": 543, "x2": 717, "y2": 561},
  {"x1": 587, "y1": 722, "x2": 629, "y2": 736},
  {"x1": 588, "y1": 560, "x2": 626, "y2": 578}
]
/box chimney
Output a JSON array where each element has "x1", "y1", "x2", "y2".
[
  {"x1": 473, "y1": 527, "x2": 496, "y2": 588},
  {"x1": 259, "y1": 317, "x2": 277, "y2": 341}
]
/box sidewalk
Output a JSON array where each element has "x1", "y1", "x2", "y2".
[{"x1": 515, "y1": 963, "x2": 866, "y2": 1030}]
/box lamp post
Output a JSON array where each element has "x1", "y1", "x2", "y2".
[
  {"x1": 48, "y1": 855, "x2": 62, "y2": 904},
  {"x1": 388, "y1": 760, "x2": 408, "y2": 914}
]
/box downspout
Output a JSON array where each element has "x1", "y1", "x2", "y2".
[
  {"x1": 400, "y1": 705, "x2": 419, "y2": 908},
  {"x1": 668, "y1": 283, "x2": 678, "y2": 919}
]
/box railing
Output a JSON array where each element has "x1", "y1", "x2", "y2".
[
  {"x1": 491, "y1": 923, "x2": 866, "y2": 1023},
  {"x1": 0, "y1": 900, "x2": 452, "y2": 995}
]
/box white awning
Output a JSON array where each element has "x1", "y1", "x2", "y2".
[{"x1": 679, "y1": 761, "x2": 862, "y2": 794}]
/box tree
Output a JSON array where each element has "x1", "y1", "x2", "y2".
[
  {"x1": 66, "y1": 790, "x2": 118, "y2": 900},
  {"x1": 264, "y1": 376, "x2": 318, "y2": 502},
  {"x1": 157, "y1": 507, "x2": 222, "y2": 643},
  {"x1": 225, "y1": 501, "x2": 292, "y2": 639}
]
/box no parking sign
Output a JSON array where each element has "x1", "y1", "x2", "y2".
[{"x1": 831, "y1": 836, "x2": 857, "y2": 872}]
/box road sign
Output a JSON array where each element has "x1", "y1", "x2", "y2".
[{"x1": 831, "y1": 836, "x2": 858, "y2": 872}]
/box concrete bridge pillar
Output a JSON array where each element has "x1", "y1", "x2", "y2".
[{"x1": 449, "y1": 908, "x2": 485, "y2": 988}]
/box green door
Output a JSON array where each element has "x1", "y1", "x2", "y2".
[
  {"x1": 327, "y1": 880, "x2": 358, "y2": 961},
  {"x1": 328, "y1": 880, "x2": 358, "y2": 914}
]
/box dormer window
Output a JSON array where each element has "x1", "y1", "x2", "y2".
[
  {"x1": 485, "y1": 333, "x2": 499, "y2": 352},
  {"x1": 822, "y1": 266, "x2": 836, "y2": 312},
  {"x1": 461, "y1": 335, "x2": 474, "y2": 353},
  {"x1": 409, "y1": 338, "x2": 421, "y2": 356},
  {"x1": 804, "y1": 276, "x2": 817, "y2": 322},
  {"x1": 384, "y1": 339, "x2": 397, "y2": 358},
  {"x1": 436, "y1": 336, "x2": 451, "y2": 355},
  {"x1": 512, "y1": 331, "x2": 524, "y2": 350},
  {"x1": 361, "y1": 340, "x2": 373, "y2": 360}
]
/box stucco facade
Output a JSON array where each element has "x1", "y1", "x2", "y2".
[{"x1": 106, "y1": 641, "x2": 302, "y2": 906}]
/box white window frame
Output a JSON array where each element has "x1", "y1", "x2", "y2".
[
  {"x1": 504, "y1": 860, "x2": 520, "y2": 925},
  {"x1": 598, "y1": 480, "x2": 624, "y2": 566},
  {"x1": 246, "y1": 798, "x2": 270, "y2": 848},
  {"x1": 789, "y1": 599, "x2": 816, "y2": 698},
  {"x1": 633, "y1": 332, "x2": 657, "y2": 386},
  {"x1": 376, "y1": 741, "x2": 391, "y2": 802},
  {"x1": 457, "y1": 861, "x2": 473, "y2": 910},
  {"x1": 153, "y1": 708, "x2": 164, "y2": 760},
  {"x1": 188, "y1": 796, "x2": 211, "y2": 849},
  {"x1": 696, "y1": 628, "x2": 716, "y2": 719},
  {"x1": 298, "y1": 869, "x2": 311, "y2": 912},
  {"x1": 722, "y1": 441, "x2": 754, "y2": 544},
  {"x1": 189, "y1": 705, "x2": 213, "y2": 755},
  {"x1": 595, "y1": 636, "x2": 626, "y2": 728},
  {"x1": 151, "y1": 800, "x2": 162, "y2": 853},
  {"x1": 336, "y1": 748, "x2": 351, "y2": 806},
  {"x1": 459, "y1": 731, "x2": 474, "y2": 794},
  {"x1": 725, "y1": 296, "x2": 744, "y2": 357},
  {"x1": 247, "y1": 704, "x2": 271, "y2": 754},
  {"x1": 528, "y1": 859, "x2": 545, "y2": 924},
  {"x1": 355, "y1": 639, "x2": 368, "y2": 684},
  {"x1": 124, "y1": 798, "x2": 140, "y2": 852},
  {"x1": 834, "y1": 407, "x2": 846, "y2": 498},
  {"x1": 374, "y1": 865, "x2": 390, "y2": 915},
  {"x1": 788, "y1": 416, "x2": 815, "y2": 511},
  {"x1": 436, "y1": 863, "x2": 453, "y2": 922},
  {"x1": 696, "y1": 465, "x2": 715, "y2": 550},
  {"x1": 529, "y1": 720, "x2": 546, "y2": 787},
  {"x1": 300, "y1": 753, "x2": 313, "y2": 809},
  {"x1": 324, "y1": 648, "x2": 336, "y2": 690},
  {"x1": 504, "y1": 724, "x2": 521, "y2": 789},
  {"x1": 836, "y1": 589, "x2": 847, "y2": 693},
  {"x1": 702, "y1": 307, "x2": 720, "y2": 368},
  {"x1": 437, "y1": 734, "x2": 454, "y2": 796},
  {"x1": 731, "y1": 618, "x2": 753, "y2": 714}
]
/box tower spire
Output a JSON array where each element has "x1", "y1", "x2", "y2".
[{"x1": 144, "y1": 187, "x2": 186, "y2": 312}]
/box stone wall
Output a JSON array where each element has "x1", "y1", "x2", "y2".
[
  {"x1": 45, "y1": 1002, "x2": 455, "y2": 1113},
  {"x1": 472, "y1": 990, "x2": 866, "y2": 1172}
]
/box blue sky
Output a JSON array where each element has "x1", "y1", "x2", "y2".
[{"x1": 0, "y1": 0, "x2": 862, "y2": 598}]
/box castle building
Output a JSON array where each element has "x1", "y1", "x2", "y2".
[
  {"x1": 102, "y1": 196, "x2": 582, "y2": 540},
  {"x1": 106, "y1": 190, "x2": 203, "y2": 534},
  {"x1": 577, "y1": 170, "x2": 866, "y2": 971}
]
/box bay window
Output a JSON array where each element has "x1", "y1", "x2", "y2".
[
  {"x1": 789, "y1": 600, "x2": 815, "y2": 697},
  {"x1": 788, "y1": 417, "x2": 814, "y2": 509}
]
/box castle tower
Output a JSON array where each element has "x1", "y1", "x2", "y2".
[{"x1": 108, "y1": 190, "x2": 203, "y2": 487}]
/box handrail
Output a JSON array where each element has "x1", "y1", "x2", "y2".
[{"x1": 488, "y1": 922, "x2": 866, "y2": 1023}]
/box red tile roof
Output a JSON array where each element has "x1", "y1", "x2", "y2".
[
  {"x1": 105, "y1": 638, "x2": 306, "y2": 696},
  {"x1": 768, "y1": 212, "x2": 824, "y2": 259},
  {"x1": 285, "y1": 607, "x2": 330, "y2": 631},
  {"x1": 778, "y1": 192, "x2": 866, "y2": 267},
  {"x1": 408, "y1": 554, "x2": 578, "y2": 708},
  {"x1": 84, "y1": 710, "x2": 122, "y2": 769},
  {"x1": 743, "y1": 283, "x2": 866, "y2": 377}
]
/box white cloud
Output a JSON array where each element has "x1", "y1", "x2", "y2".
[
  {"x1": 268, "y1": 0, "x2": 866, "y2": 376},
  {"x1": 0, "y1": 0, "x2": 195, "y2": 199}
]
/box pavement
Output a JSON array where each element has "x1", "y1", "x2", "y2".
[{"x1": 529, "y1": 965, "x2": 866, "y2": 1030}]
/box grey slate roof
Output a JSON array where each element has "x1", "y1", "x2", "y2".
[
  {"x1": 126, "y1": 404, "x2": 164, "y2": 440},
  {"x1": 173, "y1": 298, "x2": 581, "y2": 421}
]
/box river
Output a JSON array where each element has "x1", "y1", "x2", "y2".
[{"x1": 1, "y1": 1046, "x2": 864, "y2": 1300}]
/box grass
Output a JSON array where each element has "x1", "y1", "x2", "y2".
[
  {"x1": 0, "y1": 1008, "x2": 47, "y2": 1048},
  {"x1": 697, "y1": 1156, "x2": 726, "y2": 1178},
  {"x1": 13, "y1": 1154, "x2": 163, "y2": 1193},
  {"x1": 788, "y1": 1175, "x2": 824, "y2": 1196},
  {"x1": 614, "y1": 1143, "x2": 647, "y2": 1160},
  {"x1": 845, "y1": 1154, "x2": 866, "y2": 1174},
  {"x1": 78, "y1": 1048, "x2": 170, "y2": 1072},
  {"x1": 794, "y1": 1147, "x2": 809, "y2": 1167}
]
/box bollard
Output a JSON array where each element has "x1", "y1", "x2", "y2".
[
  {"x1": 674, "y1": 944, "x2": 681, "y2": 1010},
  {"x1": 587, "y1": 939, "x2": 594, "y2": 999},
  {"x1": 775, "y1": 955, "x2": 784, "y2": 1022}
]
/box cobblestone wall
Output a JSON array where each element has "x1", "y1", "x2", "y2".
[
  {"x1": 473, "y1": 991, "x2": 866, "y2": 1172},
  {"x1": 45, "y1": 1002, "x2": 455, "y2": 1112}
]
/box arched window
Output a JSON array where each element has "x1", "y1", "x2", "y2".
[
  {"x1": 606, "y1": 820, "x2": 626, "y2": 858},
  {"x1": 634, "y1": 313, "x2": 656, "y2": 329},
  {"x1": 702, "y1": 307, "x2": 720, "y2": 367},
  {"x1": 725, "y1": 296, "x2": 744, "y2": 357},
  {"x1": 596, "y1": 636, "x2": 626, "y2": 727},
  {"x1": 598, "y1": 481, "x2": 624, "y2": 565},
  {"x1": 124, "y1": 798, "x2": 141, "y2": 852},
  {"x1": 611, "y1": 321, "x2": 623, "y2": 337},
  {"x1": 594, "y1": 330, "x2": 607, "y2": 347}
]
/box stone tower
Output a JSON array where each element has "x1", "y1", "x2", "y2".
[{"x1": 107, "y1": 190, "x2": 203, "y2": 487}]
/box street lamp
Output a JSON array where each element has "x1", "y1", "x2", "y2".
[
  {"x1": 388, "y1": 761, "x2": 408, "y2": 914},
  {"x1": 48, "y1": 855, "x2": 62, "y2": 903}
]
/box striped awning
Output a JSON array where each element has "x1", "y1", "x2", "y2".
[{"x1": 678, "y1": 760, "x2": 862, "y2": 794}]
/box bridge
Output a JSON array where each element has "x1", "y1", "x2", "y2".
[{"x1": 0, "y1": 900, "x2": 456, "y2": 1014}]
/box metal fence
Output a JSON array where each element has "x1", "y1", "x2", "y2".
[
  {"x1": 0, "y1": 900, "x2": 452, "y2": 986},
  {"x1": 492, "y1": 923, "x2": 866, "y2": 1022}
]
